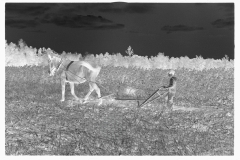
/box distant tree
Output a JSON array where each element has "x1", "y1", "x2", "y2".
[
  {"x1": 38, "y1": 48, "x2": 42, "y2": 56},
  {"x1": 125, "y1": 46, "x2": 134, "y2": 56},
  {"x1": 18, "y1": 39, "x2": 27, "y2": 49}
]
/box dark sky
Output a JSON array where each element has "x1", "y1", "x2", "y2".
[{"x1": 5, "y1": 2, "x2": 234, "y2": 59}]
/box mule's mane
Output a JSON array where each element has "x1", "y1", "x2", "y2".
[
  {"x1": 49, "y1": 51, "x2": 63, "y2": 63},
  {"x1": 53, "y1": 55, "x2": 62, "y2": 62}
]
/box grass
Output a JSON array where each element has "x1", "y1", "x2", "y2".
[{"x1": 5, "y1": 66, "x2": 234, "y2": 155}]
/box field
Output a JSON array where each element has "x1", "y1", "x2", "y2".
[{"x1": 5, "y1": 65, "x2": 234, "y2": 155}]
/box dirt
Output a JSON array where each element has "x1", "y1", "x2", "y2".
[{"x1": 69, "y1": 96, "x2": 217, "y2": 113}]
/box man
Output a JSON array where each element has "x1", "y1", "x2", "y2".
[{"x1": 162, "y1": 70, "x2": 177, "y2": 112}]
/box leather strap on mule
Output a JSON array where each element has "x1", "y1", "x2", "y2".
[{"x1": 65, "y1": 61, "x2": 74, "y2": 80}]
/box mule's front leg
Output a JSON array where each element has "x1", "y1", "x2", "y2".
[
  {"x1": 69, "y1": 82, "x2": 80, "y2": 101},
  {"x1": 60, "y1": 79, "x2": 66, "y2": 102}
]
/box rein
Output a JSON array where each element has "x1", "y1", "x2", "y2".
[
  {"x1": 56, "y1": 58, "x2": 64, "y2": 71},
  {"x1": 65, "y1": 61, "x2": 74, "y2": 81},
  {"x1": 49, "y1": 58, "x2": 63, "y2": 74}
]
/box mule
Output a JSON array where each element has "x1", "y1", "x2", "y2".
[{"x1": 46, "y1": 51, "x2": 102, "y2": 104}]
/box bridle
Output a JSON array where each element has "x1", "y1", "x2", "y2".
[
  {"x1": 49, "y1": 58, "x2": 63, "y2": 75},
  {"x1": 48, "y1": 56, "x2": 110, "y2": 94},
  {"x1": 56, "y1": 58, "x2": 63, "y2": 71}
]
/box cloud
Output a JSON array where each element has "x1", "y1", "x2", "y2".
[
  {"x1": 5, "y1": 3, "x2": 125, "y2": 30},
  {"x1": 161, "y1": 25, "x2": 204, "y2": 33},
  {"x1": 91, "y1": 24, "x2": 125, "y2": 30},
  {"x1": 42, "y1": 14, "x2": 125, "y2": 30},
  {"x1": 217, "y1": 3, "x2": 234, "y2": 12},
  {"x1": 211, "y1": 17, "x2": 234, "y2": 29},
  {"x1": 194, "y1": 3, "x2": 234, "y2": 17},
  {"x1": 217, "y1": 3, "x2": 234, "y2": 17},
  {"x1": 26, "y1": 29, "x2": 46, "y2": 33},
  {"x1": 5, "y1": 3, "x2": 54, "y2": 16},
  {"x1": 6, "y1": 18, "x2": 39, "y2": 29},
  {"x1": 125, "y1": 30, "x2": 161, "y2": 36},
  {"x1": 56, "y1": 3, "x2": 154, "y2": 15},
  {"x1": 98, "y1": 2, "x2": 154, "y2": 14},
  {"x1": 5, "y1": 3, "x2": 52, "y2": 29},
  {"x1": 59, "y1": 3, "x2": 106, "y2": 14},
  {"x1": 194, "y1": 3, "x2": 206, "y2": 6}
]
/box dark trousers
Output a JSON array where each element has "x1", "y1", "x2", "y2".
[{"x1": 164, "y1": 91, "x2": 175, "y2": 111}]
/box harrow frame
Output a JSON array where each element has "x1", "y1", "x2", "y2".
[{"x1": 113, "y1": 88, "x2": 168, "y2": 107}]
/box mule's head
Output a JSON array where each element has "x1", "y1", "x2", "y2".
[{"x1": 47, "y1": 52, "x2": 62, "y2": 76}]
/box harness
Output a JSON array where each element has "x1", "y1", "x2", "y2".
[
  {"x1": 57, "y1": 58, "x2": 63, "y2": 69},
  {"x1": 50, "y1": 57, "x2": 110, "y2": 95},
  {"x1": 65, "y1": 61, "x2": 74, "y2": 81}
]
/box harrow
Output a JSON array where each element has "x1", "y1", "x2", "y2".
[
  {"x1": 113, "y1": 87, "x2": 168, "y2": 108},
  {"x1": 83, "y1": 87, "x2": 168, "y2": 108}
]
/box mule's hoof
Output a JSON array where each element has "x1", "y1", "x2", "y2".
[
  {"x1": 77, "y1": 99, "x2": 82, "y2": 104},
  {"x1": 98, "y1": 99, "x2": 103, "y2": 106},
  {"x1": 82, "y1": 100, "x2": 87, "y2": 104}
]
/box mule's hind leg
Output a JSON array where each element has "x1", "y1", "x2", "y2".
[
  {"x1": 92, "y1": 83, "x2": 101, "y2": 98},
  {"x1": 92, "y1": 83, "x2": 102, "y2": 105},
  {"x1": 83, "y1": 83, "x2": 102, "y2": 105},
  {"x1": 83, "y1": 83, "x2": 94, "y2": 102},
  {"x1": 69, "y1": 82, "x2": 80, "y2": 101}
]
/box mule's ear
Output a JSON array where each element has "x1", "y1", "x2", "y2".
[
  {"x1": 45, "y1": 48, "x2": 53, "y2": 59},
  {"x1": 47, "y1": 50, "x2": 55, "y2": 60},
  {"x1": 47, "y1": 52, "x2": 52, "y2": 60}
]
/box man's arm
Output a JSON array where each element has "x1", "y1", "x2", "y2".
[{"x1": 163, "y1": 77, "x2": 177, "y2": 88}]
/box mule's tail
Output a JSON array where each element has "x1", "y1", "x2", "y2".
[{"x1": 80, "y1": 61, "x2": 101, "y2": 79}]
